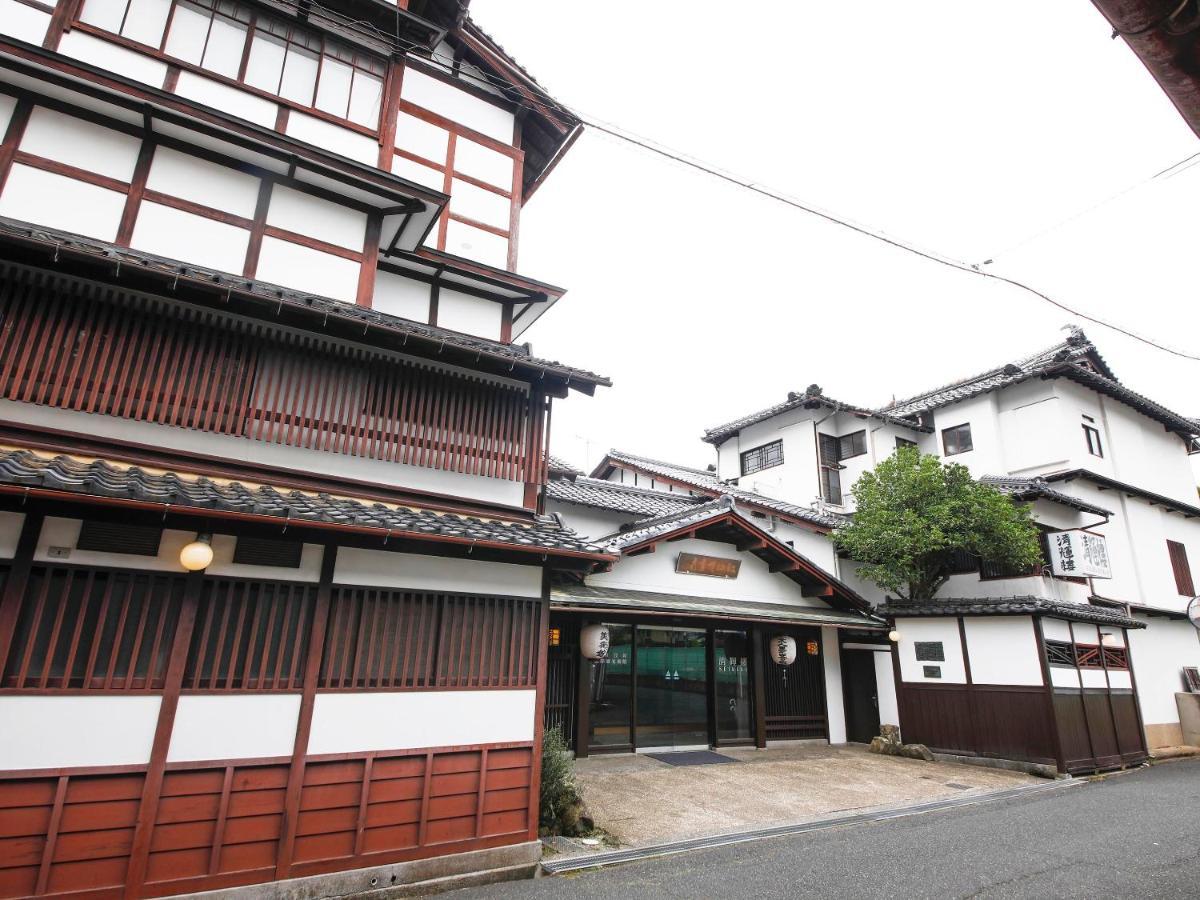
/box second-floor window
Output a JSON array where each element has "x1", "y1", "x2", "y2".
[
  {"x1": 838, "y1": 430, "x2": 867, "y2": 459},
  {"x1": 1167, "y1": 540, "x2": 1195, "y2": 596},
  {"x1": 78, "y1": 0, "x2": 386, "y2": 129},
  {"x1": 895, "y1": 436, "x2": 917, "y2": 452},
  {"x1": 942, "y1": 423, "x2": 973, "y2": 456},
  {"x1": 1082, "y1": 417, "x2": 1104, "y2": 457},
  {"x1": 740, "y1": 440, "x2": 783, "y2": 476},
  {"x1": 817, "y1": 433, "x2": 842, "y2": 505}
]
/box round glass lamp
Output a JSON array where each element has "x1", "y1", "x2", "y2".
[{"x1": 180, "y1": 533, "x2": 214, "y2": 571}]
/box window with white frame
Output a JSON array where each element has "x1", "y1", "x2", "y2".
[{"x1": 77, "y1": 0, "x2": 385, "y2": 128}]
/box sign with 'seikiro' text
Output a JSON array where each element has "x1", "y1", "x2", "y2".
[{"x1": 1048, "y1": 531, "x2": 1111, "y2": 579}]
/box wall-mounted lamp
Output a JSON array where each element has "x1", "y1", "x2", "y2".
[
  {"x1": 180, "y1": 533, "x2": 214, "y2": 571},
  {"x1": 888, "y1": 629, "x2": 900, "y2": 643}
]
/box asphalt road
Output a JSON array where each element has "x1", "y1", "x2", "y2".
[{"x1": 448, "y1": 759, "x2": 1200, "y2": 899}]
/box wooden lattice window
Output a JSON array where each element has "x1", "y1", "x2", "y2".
[
  {"x1": 1044, "y1": 639, "x2": 1076, "y2": 667},
  {"x1": 1, "y1": 567, "x2": 187, "y2": 690},
  {"x1": 0, "y1": 275, "x2": 536, "y2": 480},
  {"x1": 319, "y1": 589, "x2": 542, "y2": 690},
  {"x1": 183, "y1": 579, "x2": 316, "y2": 691}
]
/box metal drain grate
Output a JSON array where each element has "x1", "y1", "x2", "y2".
[{"x1": 541, "y1": 780, "x2": 1080, "y2": 875}]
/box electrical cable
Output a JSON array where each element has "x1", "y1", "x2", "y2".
[{"x1": 295, "y1": 1, "x2": 1200, "y2": 362}]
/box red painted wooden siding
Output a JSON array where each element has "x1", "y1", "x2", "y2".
[{"x1": 0, "y1": 745, "x2": 533, "y2": 899}]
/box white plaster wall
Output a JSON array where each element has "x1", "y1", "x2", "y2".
[
  {"x1": 167, "y1": 694, "x2": 301, "y2": 762},
  {"x1": 874, "y1": 649, "x2": 899, "y2": 728},
  {"x1": 130, "y1": 202, "x2": 251, "y2": 273},
  {"x1": 1042, "y1": 618, "x2": 1074, "y2": 642},
  {"x1": 21, "y1": 106, "x2": 141, "y2": 180},
  {"x1": 58, "y1": 30, "x2": 168, "y2": 87},
  {"x1": 0, "y1": 696, "x2": 161, "y2": 769},
  {"x1": 444, "y1": 219, "x2": 508, "y2": 269},
  {"x1": 145, "y1": 145, "x2": 261, "y2": 217},
  {"x1": 0, "y1": 511, "x2": 24, "y2": 559},
  {"x1": 174, "y1": 70, "x2": 277, "y2": 126},
  {"x1": 205, "y1": 536, "x2": 324, "y2": 582},
  {"x1": 400, "y1": 69, "x2": 515, "y2": 144},
  {"x1": 307, "y1": 689, "x2": 535, "y2": 754},
  {"x1": 963, "y1": 616, "x2": 1043, "y2": 686},
  {"x1": 1050, "y1": 666, "x2": 1081, "y2": 689},
  {"x1": 585, "y1": 537, "x2": 828, "y2": 607},
  {"x1": 453, "y1": 137, "x2": 513, "y2": 188},
  {"x1": 255, "y1": 236, "x2": 361, "y2": 303},
  {"x1": 373, "y1": 269, "x2": 431, "y2": 322},
  {"x1": 33, "y1": 519, "x2": 322, "y2": 581},
  {"x1": 939, "y1": 572, "x2": 1055, "y2": 601},
  {"x1": 333, "y1": 547, "x2": 543, "y2": 597},
  {"x1": 547, "y1": 502, "x2": 631, "y2": 542},
  {"x1": 286, "y1": 111, "x2": 378, "y2": 164},
  {"x1": 0, "y1": 164, "x2": 126, "y2": 240},
  {"x1": 1128, "y1": 616, "x2": 1200, "y2": 726},
  {"x1": 267, "y1": 185, "x2": 367, "y2": 251},
  {"x1": 1097, "y1": 387, "x2": 1197, "y2": 505},
  {"x1": 394, "y1": 111, "x2": 448, "y2": 164},
  {"x1": 822, "y1": 626, "x2": 846, "y2": 743},
  {"x1": 836, "y1": 560, "x2": 888, "y2": 609},
  {"x1": 1080, "y1": 669, "x2": 1108, "y2": 689},
  {"x1": 391, "y1": 155, "x2": 446, "y2": 191},
  {"x1": 930, "y1": 394, "x2": 1005, "y2": 478},
  {"x1": 436, "y1": 289, "x2": 504, "y2": 340},
  {"x1": 895, "y1": 617, "x2": 967, "y2": 683},
  {"x1": 0, "y1": 0, "x2": 50, "y2": 43},
  {"x1": 449, "y1": 178, "x2": 510, "y2": 230},
  {"x1": 0, "y1": 402, "x2": 528, "y2": 508},
  {"x1": 773, "y1": 521, "x2": 838, "y2": 571},
  {"x1": 1108, "y1": 670, "x2": 1133, "y2": 690}
]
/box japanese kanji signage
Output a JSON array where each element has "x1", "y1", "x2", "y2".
[
  {"x1": 676, "y1": 552, "x2": 741, "y2": 579},
  {"x1": 1048, "y1": 530, "x2": 1111, "y2": 579}
]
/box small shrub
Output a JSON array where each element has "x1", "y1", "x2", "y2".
[{"x1": 539, "y1": 725, "x2": 580, "y2": 834}]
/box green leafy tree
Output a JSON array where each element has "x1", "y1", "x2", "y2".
[{"x1": 832, "y1": 447, "x2": 1042, "y2": 600}]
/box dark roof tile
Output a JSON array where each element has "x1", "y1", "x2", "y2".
[
  {"x1": 0, "y1": 448, "x2": 610, "y2": 558},
  {"x1": 879, "y1": 595, "x2": 1145, "y2": 628}
]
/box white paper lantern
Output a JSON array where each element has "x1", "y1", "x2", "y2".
[
  {"x1": 580, "y1": 624, "x2": 611, "y2": 660},
  {"x1": 769, "y1": 635, "x2": 796, "y2": 666}
]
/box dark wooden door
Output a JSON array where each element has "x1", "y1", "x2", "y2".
[{"x1": 842, "y1": 650, "x2": 880, "y2": 744}]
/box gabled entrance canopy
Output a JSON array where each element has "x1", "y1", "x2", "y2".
[{"x1": 592, "y1": 496, "x2": 876, "y2": 620}]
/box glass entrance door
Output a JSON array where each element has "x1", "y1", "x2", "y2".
[{"x1": 635, "y1": 626, "x2": 708, "y2": 749}]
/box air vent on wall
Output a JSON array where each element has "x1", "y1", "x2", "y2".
[
  {"x1": 76, "y1": 521, "x2": 163, "y2": 556},
  {"x1": 232, "y1": 536, "x2": 303, "y2": 568}
]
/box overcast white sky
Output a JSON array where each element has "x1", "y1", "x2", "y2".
[{"x1": 472, "y1": 0, "x2": 1200, "y2": 474}]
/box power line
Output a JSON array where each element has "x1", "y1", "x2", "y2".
[{"x1": 309, "y1": 3, "x2": 1200, "y2": 363}]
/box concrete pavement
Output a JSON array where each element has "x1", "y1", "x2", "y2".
[{"x1": 445, "y1": 759, "x2": 1200, "y2": 899}]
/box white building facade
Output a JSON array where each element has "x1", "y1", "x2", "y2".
[{"x1": 561, "y1": 329, "x2": 1200, "y2": 771}]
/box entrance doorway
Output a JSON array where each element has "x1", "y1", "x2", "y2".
[
  {"x1": 841, "y1": 649, "x2": 881, "y2": 744},
  {"x1": 635, "y1": 627, "x2": 708, "y2": 750}
]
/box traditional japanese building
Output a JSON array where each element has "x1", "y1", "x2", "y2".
[
  {"x1": 0, "y1": 3, "x2": 612, "y2": 897},
  {"x1": 697, "y1": 327, "x2": 1200, "y2": 772},
  {"x1": 542, "y1": 457, "x2": 888, "y2": 755}
]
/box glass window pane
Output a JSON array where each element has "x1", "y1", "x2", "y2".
[
  {"x1": 163, "y1": 2, "x2": 210, "y2": 67},
  {"x1": 715, "y1": 630, "x2": 753, "y2": 742},
  {"x1": 79, "y1": 0, "x2": 128, "y2": 35},
  {"x1": 314, "y1": 56, "x2": 352, "y2": 118},
  {"x1": 120, "y1": 0, "x2": 171, "y2": 46},
  {"x1": 347, "y1": 71, "x2": 382, "y2": 127},
  {"x1": 278, "y1": 44, "x2": 319, "y2": 105},
  {"x1": 587, "y1": 623, "x2": 631, "y2": 749},
  {"x1": 201, "y1": 15, "x2": 247, "y2": 78},
  {"x1": 635, "y1": 626, "x2": 709, "y2": 749},
  {"x1": 244, "y1": 31, "x2": 286, "y2": 94}
]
